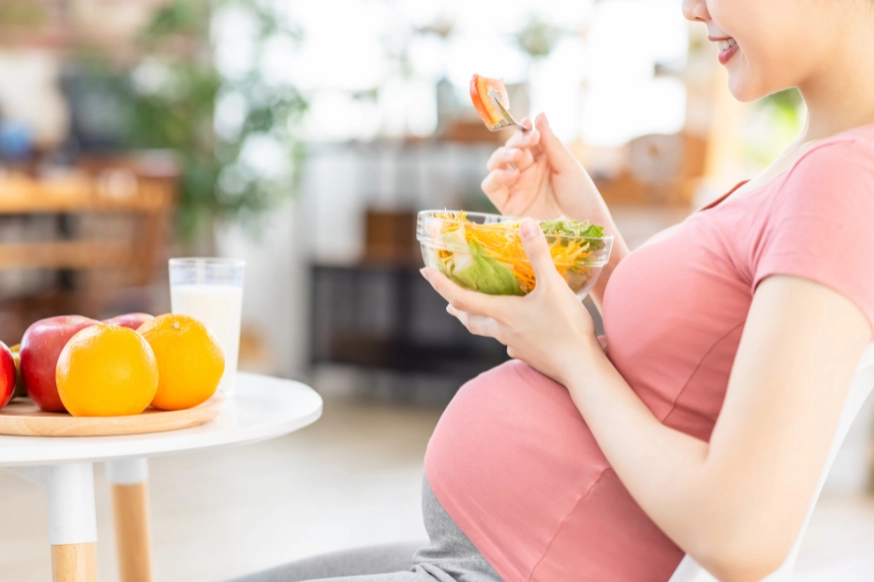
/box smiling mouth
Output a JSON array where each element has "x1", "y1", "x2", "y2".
[{"x1": 717, "y1": 38, "x2": 737, "y2": 51}]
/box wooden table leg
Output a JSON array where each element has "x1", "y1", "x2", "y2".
[
  {"x1": 107, "y1": 458, "x2": 153, "y2": 582},
  {"x1": 52, "y1": 543, "x2": 97, "y2": 582},
  {"x1": 9, "y1": 463, "x2": 99, "y2": 582}
]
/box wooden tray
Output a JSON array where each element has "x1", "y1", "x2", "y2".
[{"x1": 0, "y1": 394, "x2": 225, "y2": 437}]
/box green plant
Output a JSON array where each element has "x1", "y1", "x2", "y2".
[
  {"x1": 745, "y1": 88, "x2": 805, "y2": 167},
  {"x1": 513, "y1": 16, "x2": 565, "y2": 60},
  {"x1": 126, "y1": 0, "x2": 307, "y2": 240},
  {"x1": 760, "y1": 88, "x2": 804, "y2": 129}
]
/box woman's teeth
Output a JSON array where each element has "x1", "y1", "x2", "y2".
[{"x1": 718, "y1": 39, "x2": 737, "y2": 51}]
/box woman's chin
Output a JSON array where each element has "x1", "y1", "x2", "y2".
[{"x1": 726, "y1": 73, "x2": 769, "y2": 103}]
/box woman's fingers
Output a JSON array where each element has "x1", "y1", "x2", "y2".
[
  {"x1": 505, "y1": 120, "x2": 541, "y2": 150},
  {"x1": 512, "y1": 117, "x2": 535, "y2": 137},
  {"x1": 446, "y1": 306, "x2": 504, "y2": 341},
  {"x1": 487, "y1": 147, "x2": 536, "y2": 173},
  {"x1": 486, "y1": 147, "x2": 517, "y2": 171},
  {"x1": 481, "y1": 168, "x2": 517, "y2": 208},
  {"x1": 519, "y1": 218, "x2": 561, "y2": 286},
  {"x1": 421, "y1": 267, "x2": 511, "y2": 321}
]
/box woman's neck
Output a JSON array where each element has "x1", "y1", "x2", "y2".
[{"x1": 798, "y1": 9, "x2": 874, "y2": 142}]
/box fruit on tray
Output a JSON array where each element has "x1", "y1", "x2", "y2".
[
  {"x1": 3, "y1": 312, "x2": 227, "y2": 419},
  {"x1": 0, "y1": 342, "x2": 16, "y2": 410},
  {"x1": 103, "y1": 312, "x2": 155, "y2": 330},
  {"x1": 470, "y1": 74, "x2": 510, "y2": 130},
  {"x1": 138, "y1": 314, "x2": 225, "y2": 411},
  {"x1": 20, "y1": 315, "x2": 100, "y2": 412},
  {"x1": 8, "y1": 344, "x2": 26, "y2": 401},
  {"x1": 56, "y1": 324, "x2": 159, "y2": 417}
]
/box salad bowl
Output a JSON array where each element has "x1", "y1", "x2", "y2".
[{"x1": 417, "y1": 210, "x2": 613, "y2": 299}]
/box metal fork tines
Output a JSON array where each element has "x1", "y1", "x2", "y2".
[{"x1": 487, "y1": 89, "x2": 527, "y2": 131}]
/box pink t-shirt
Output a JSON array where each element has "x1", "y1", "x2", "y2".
[{"x1": 424, "y1": 125, "x2": 874, "y2": 582}]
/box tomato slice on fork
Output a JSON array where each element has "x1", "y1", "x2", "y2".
[{"x1": 470, "y1": 74, "x2": 510, "y2": 130}]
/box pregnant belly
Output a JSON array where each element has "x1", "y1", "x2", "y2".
[
  {"x1": 424, "y1": 360, "x2": 683, "y2": 582},
  {"x1": 424, "y1": 360, "x2": 612, "y2": 575}
]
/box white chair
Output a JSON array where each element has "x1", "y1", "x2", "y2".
[{"x1": 669, "y1": 344, "x2": 874, "y2": 582}]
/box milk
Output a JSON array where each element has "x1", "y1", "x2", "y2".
[{"x1": 171, "y1": 284, "x2": 243, "y2": 396}]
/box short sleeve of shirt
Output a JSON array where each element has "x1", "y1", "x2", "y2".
[{"x1": 753, "y1": 138, "x2": 874, "y2": 331}]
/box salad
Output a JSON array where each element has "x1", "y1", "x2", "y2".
[{"x1": 417, "y1": 211, "x2": 612, "y2": 297}]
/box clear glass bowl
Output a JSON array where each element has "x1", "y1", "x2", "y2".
[{"x1": 417, "y1": 210, "x2": 613, "y2": 299}]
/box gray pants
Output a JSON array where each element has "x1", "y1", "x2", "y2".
[{"x1": 230, "y1": 478, "x2": 501, "y2": 582}]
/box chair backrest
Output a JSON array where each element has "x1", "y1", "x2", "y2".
[{"x1": 668, "y1": 344, "x2": 874, "y2": 582}]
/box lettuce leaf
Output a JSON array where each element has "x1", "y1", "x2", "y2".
[
  {"x1": 539, "y1": 218, "x2": 606, "y2": 250},
  {"x1": 539, "y1": 218, "x2": 598, "y2": 237},
  {"x1": 449, "y1": 239, "x2": 524, "y2": 296},
  {"x1": 432, "y1": 216, "x2": 608, "y2": 296}
]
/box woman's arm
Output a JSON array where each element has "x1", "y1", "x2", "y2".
[
  {"x1": 565, "y1": 275, "x2": 869, "y2": 581},
  {"x1": 422, "y1": 221, "x2": 871, "y2": 582}
]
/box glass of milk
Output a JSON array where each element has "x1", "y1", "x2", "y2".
[{"x1": 169, "y1": 258, "x2": 245, "y2": 397}]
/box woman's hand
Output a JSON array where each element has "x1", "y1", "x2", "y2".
[
  {"x1": 483, "y1": 113, "x2": 611, "y2": 226},
  {"x1": 420, "y1": 218, "x2": 601, "y2": 386},
  {"x1": 484, "y1": 113, "x2": 629, "y2": 306}
]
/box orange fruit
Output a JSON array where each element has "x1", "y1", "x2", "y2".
[
  {"x1": 56, "y1": 325, "x2": 159, "y2": 417},
  {"x1": 137, "y1": 314, "x2": 224, "y2": 411}
]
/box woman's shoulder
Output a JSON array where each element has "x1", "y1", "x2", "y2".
[
  {"x1": 822, "y1": 122, "x2": 874, "y2": 144},
  {"x1": 768, "y1": 124, "x2": 874, "y2": 212},
  {"x1": 791, "y1": 123, "x2": 874, "y2": 172},
  {"x1": 750, "y1": 123, "x2": 874, "y2": 331}
]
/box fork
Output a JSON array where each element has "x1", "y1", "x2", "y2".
[{"x1": 487, "y1": 89, "x2": 530, "y2": 132}]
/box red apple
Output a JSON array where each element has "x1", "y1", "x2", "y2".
[
  {"x1": 20, "y1": 315, "x2": 100, "y2": 412},
  {"x1": 103, "y1": 312, "x2": 155, "y2": 331},
  {"x1": 0, "y1": 341, "x2": 15, "y2": 410}
]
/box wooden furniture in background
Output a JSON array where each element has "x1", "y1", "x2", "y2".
[
  {"x1": 0, "y1": 154, "x2": 177, "y2": 342},
  {"x1": 0, "y1": 0, "x2": 170, "y2": 62},
  {"x1": 0, "y1": 160, "x2": 175, "y2": 281},
  {"x1": 310, "y1": 261, "x2": 510, "y2": 381},
  {"x1": 594, "y1": 132, "x2": 708, "y2": 208},
  {"x1": 442, "y1": 120, "x2": 513, "y2": 144},
  {"x1": 363, "y1": 210, "x2": 419, "y2": 263}
]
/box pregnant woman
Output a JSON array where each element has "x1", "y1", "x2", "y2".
[{"x1": 238, "y1": 0, "x2": 874, "y2": 581}]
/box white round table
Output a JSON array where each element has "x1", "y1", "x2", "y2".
[{"x1": 0, "y1": 372, "x2": 323, "y2": 582}]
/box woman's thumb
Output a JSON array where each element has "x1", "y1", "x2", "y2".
[
  {"x1": 520, "y1": 218, "x2": 557, "y2": 286},
  {"x1": 535, "y1": 113, "x2": 578, "y2": 173}
]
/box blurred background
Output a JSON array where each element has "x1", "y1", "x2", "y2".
[{"x1": 0, "y1": 1, "x2": 871, "y2": 581}]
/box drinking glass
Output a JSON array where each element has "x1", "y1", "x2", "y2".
[{"x1": 169, "y1": 258, "x2": 245, "y2": 397}]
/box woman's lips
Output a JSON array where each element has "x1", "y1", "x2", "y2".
[{"x1": 717, "y1": 38, "x2": 739, "y2": 65}]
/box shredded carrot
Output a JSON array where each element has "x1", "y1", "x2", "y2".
[{"x1": 432, "y1": 211, "x2": 602, "y2": 294}]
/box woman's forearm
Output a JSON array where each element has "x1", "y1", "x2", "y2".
[
  {"x1": 563, "y1": 346, "x2": 773, "y2": 580},
  {"x1": 563, "y1": 277, "x2": 872, "y2": 581},
  {"x1": 565, "y1": 348, "x2": 708, "y2": 532}
]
